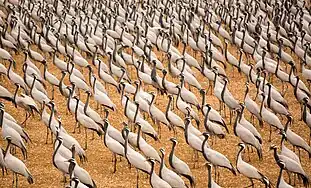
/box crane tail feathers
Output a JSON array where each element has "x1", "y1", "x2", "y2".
[
  {"x1": 27, "y1": 172, "x2": 34, "y2": 184},
  {"x1": 0, "y1": 96, "x2": 14, "y2": 103},
  {"x1": 257, "y1": 148, "x2": 263, "y2": 161},
  {"x1": 231, "y1": 166, "x2": 237, "y2": 175},
  {"x1": 258, "y1": 119, "x2": 264, "y2": 128},
  {"x1": 301, "y1": 174, "x2": 309, "y2": 187},
  {"x1": 183, "y1": 174, "x2": 195, "y2": 188}
]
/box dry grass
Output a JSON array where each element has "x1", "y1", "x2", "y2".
[{"x1": 0, "y1": 41, "x2": 310, "y2": 188}]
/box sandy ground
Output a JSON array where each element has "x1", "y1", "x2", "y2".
[{"x1": 0, "y1": 42, "x2": 310, "y2": 188}]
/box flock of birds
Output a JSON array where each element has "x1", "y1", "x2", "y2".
[{"x1": 0, "y1": 0, "x2": 310, "y2": 187}]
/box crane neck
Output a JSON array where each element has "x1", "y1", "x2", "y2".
[
  {"x1": 52, "y1": 138, "x2": 63, "y2": 167},
  {"x1": 136, "y1": 125, "x2": 141, "y2": 150},
  {"x1": 236, "y1": 146, "x2": 244, "y2": 166},
  {"x1": 4, "y1": 138, "x2": 11, "y2": 159},
  {"x1": 166, "y1": 96, "x2": 172, "y2": 116},
  {"x1": 84, "y1": 92, "x2": 90, "y2": 114},
  {"x1": 159, "y1": 152, "x2": 165, "y2": 178},
  {"x1": 169, "y1": 141, "x2": 176, "y2": 168},
  {"x1": 207, "y1": 164, "x2": 212, "y2": 188},
  {"x1": 74, "y1": 98, "x2": 79, "y2": 122},
  {"x1": 276, "y1": 165, "x2": 284, "y2": 188}
]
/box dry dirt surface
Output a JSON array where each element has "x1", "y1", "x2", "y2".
[{"x1": 0, "y1": 44, "x2": 310, "y2": 188}]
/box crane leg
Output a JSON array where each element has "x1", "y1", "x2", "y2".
[
  {"x1": 113, "y1": 153, "x2": 117, "y2": 173},
  {"x1": 300, "y1": 105, "x2": 303, "y2": 121},
  {"x1": 45, "y1": 127, "x2": 49, "y2": 144},
  {"x1": 245, "y1": 179, "x2": 254, "y2": 188},
  {"x1": 21, "y1": 112, "x2": 30, "y2": 127},
  {"x1": 15, "y1": 174, "x2": 18, "y2": 188},
  {"x1": 12, "y1": 172, "x2": 15, "y2": 188},
  {"x1": 269, "y1": 126, "x2": 272, "y2": 142},
  {"x1": 84, "y1": 128, "x2": 88, "y2": 150},
  {"x1": 173, "y1": 126, "x2": 177, "y2": 138},
  {"x1": 229, "y1": 110, "x2": 233, "y2": 125},
  {"x1": 50, "y1": 131, "x2": 53, "y2": 144},
  {"x1": 247, "y1": 146, "x2": 251, "y2": 162},
  {"x1": 136, "y1": 169, "x2": 139, "y2": 188},
  {"x1": 287, "y1": 171, "x2": 292, "y2": 185},
  {"x1": 218, "y1": 100, "x2": 222, "y2": 114},
  {"x1": 298, "y1": 149, "x2": 301, "y2": 161},
  {"x1": 223, "y1": 104, "x2": 227, "y2": 118},
  {"x1": 214, "y1": 166, "x2": 217, "y2": 182},
  {"x1": 52, "y1": 86, "x2": 54, "y2": 100},
  {"x1": 157, "y1": 121, "x2": 161, "y2": 139},
  {"x1": 73, "y1": 122, "x2": 76, "y2": 133},
  {"x1": 217, "y1": 169, "x2": 220, "y2": 183},
  {"x1": 92, "y1": 131, "x2": 95, "y2": 140}
]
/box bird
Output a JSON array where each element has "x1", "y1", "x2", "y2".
[
  {"x1": 176, "y1": 85, "x2": 200, "y2": 127},
  {"x1": 284, "y1": 116, "x2": 311, "y2": 159},
  {"x1": 159, "y1": 148, "x2": 186, "y2": 188},
  {"x1": 67, "y1": 157, "x2": 96, "y2": 188},
  {"x1": 148, "y1": 158, "x2": 172, "y2": 188},
  {"x1": 169, "y1": 138, "x2": 195, "y2": 188},
  {"x1": 270, "y1": 145, "x2": 309, "y2": 187},
  {"x1": 206, "y1": 163, "x2": 221, "y2": 188},
  {"x1": 53, "y1": 136, "x2": 72, "y2": 183},
  {"x1": 122, "y1": 127, "x2": 151, "y2": 187},
  {"x1": 201, "y1": 133, "x2": 236, "y2": 182},
  {"x1": 236, "y1": 143, "x2": 270, "y2": 187},
  {"x1": 203, "y1": 104, "x2": 226, "y2": 140},
  {"x1": 276, "y1": 160, "x2": 293, "y2": 188},
  {"x1": 259, "y1": 92, "x2": 284, "y2": 141},
  {"x1": 0, "y1": 105, "x2": 28, "y2": 160},
  {"x1": 165, "y1": 95, "x2": 185, "y2": 132},
  {"x1": 3, "y1": 136, "x2": 33, "y2": 187},
  {"x1": 234, "y1": 108, "x2": 263, "y2": 160},
  {"x1": 102, "y1": 120, "x2": 125, "y2": 173},
  {"x1": 135, "y1": 122, "x2": 161, "y2": 162},
  {"x1": 0, "y1": 84, "x2": 14, "y2": 102},
  {"x1": 148, "y1": 92, "x2": 171, "y2": 135},
  {"x1": 243, "y1": 82, "x2": 263, "y2": 127},
  {"x1": 13, "y1": 83, "x2": 39, "y2": 126},
  {"x1": 43, "y1": 62, "x2": 60, "y2": 100},
  {"x1": 73, "y1": 95, "x2": 103, "y2": 149}
]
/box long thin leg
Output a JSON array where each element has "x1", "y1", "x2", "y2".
[
  {"x1": 73, "y1": 123, "x2": 77, "y2": 133},
  {"x1": 15, "y1": 174, "x2": 18, "y2": 188},
  {"x1": 229, "y1": 110, "x2": 232, "y2": 125},
  {"x1": 157, "y1": 121, "x2": 161, "y2": 139},
  {"x1": 224, "y1": 104, "x2": 227, "y2": 118},
  {"x1": 217, "y1": 169, "x2": 220, "y2": 183},
  {"x1": 12, "y1": 172, "x2": 15, "y2": 188},
  {"x1": 269, "y1": 126, "x2": 272, "y2": 142},
  {"x1": 136, "y1": 169, "x2": 139, "y2": 188},
  {"x1": 50, "y1": 131, "x2": 53, "y2": 144},
  {"x1": 245, "y1": 179, "x2": 254, "y2": 188},
  {"x1": 287, "y1": 171, "x2": 292, "y2": 185},
  {"x1": 22, "y1": 112, "x2": 30, "y2": 127},
  {"x1": 247, "y1": 146, "x2": 251, "y2": 162},
  {"x1": 52, "y1": 86, "x2": 55, "y2": 100},
  {"x1": 218, "y1": 100, "x2": 222, "y2": 114},
  {"x1": 298, "y1": 148, "x2": 301, "y2": 161},
  {"x1": 46, "y1": 127, "x2": 49, "y2": 144},
  {"x1": 84, "y1": 128, "x2": 88, "y2": 150},
  {"x1": 113, "y1": 153, "x2": 117, "y2": 173},
  {"x1": 63, "y1": 175, "x2": 66, "y2": 186},
  {"x1": 214, "y1": 166, "x2": 217, "y2": 183}
]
